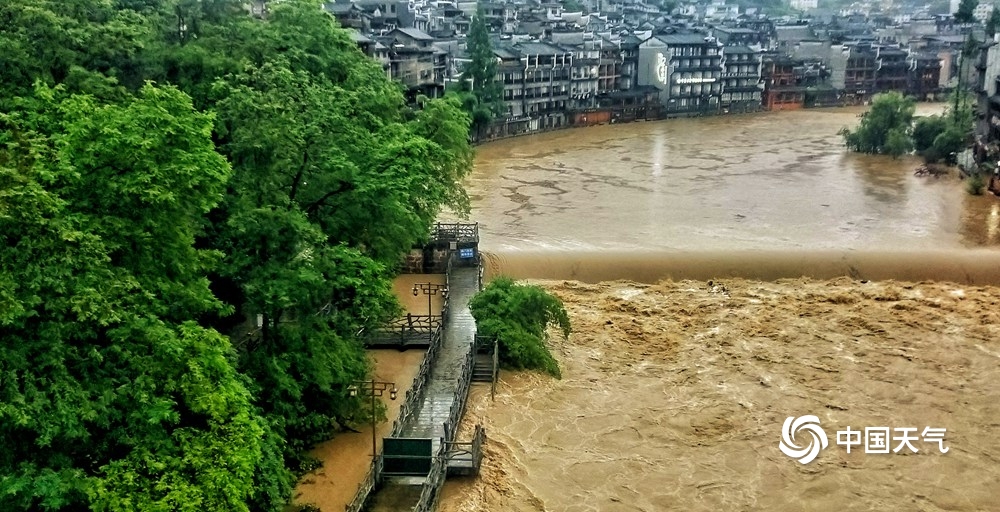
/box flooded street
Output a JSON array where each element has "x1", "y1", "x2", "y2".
[{"x1": 436, "y1": 107, "x2": 1000, "y2": 511}]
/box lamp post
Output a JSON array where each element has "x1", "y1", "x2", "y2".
[
  {"x1": 412, "y1": 283, "x2": 448, "y2": 316},
  {"x1": 348, "y1": 380, "x2": 398, "y2": 458}
]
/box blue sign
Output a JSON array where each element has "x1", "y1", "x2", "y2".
[{"x1": 459, "y1": 248, "x2": 474, "y2": 259}]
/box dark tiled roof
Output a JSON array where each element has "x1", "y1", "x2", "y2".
[
  {"x1": 655, "y1": 33, "x2": 712, "y2": 45},
  {"x1": 394, "y1": 27, "x2": 434, "y2": 40},
  {"x1": 516, "y1": 41, "x2": 573, "y2": 55}
]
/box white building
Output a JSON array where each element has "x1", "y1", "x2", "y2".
[{"x1": 974, "y1": 1, "x2": 996, "y2": 22}]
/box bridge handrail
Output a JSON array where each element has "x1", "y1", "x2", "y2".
[
  {"x1": 413, "y1": 448, "x2": 447, "y2": 512},
  {"x1": 471, "y1": 424, "x2": 486, "y2": 466},
  {"x1": 443, "y1": 339, "x2": 476, "y2": 442},
  {"x1": 430, "y1": 222, "x2": 479, "y2": 244},
  {"x1": 345, "y1": 455, "x2": 383, "y2": 512},
  {"x1": 442, "y1": 255, "x2": 453, "y2": 320},
  {"x1": 445, "y1": 424, "x2": 486, "y2": 462},
  {"x1": 380, "y1": 314, "x2": 443, "y2": 332},
  {"x1": 390, "y1": 325, "x2": 443, "y2": 437}
]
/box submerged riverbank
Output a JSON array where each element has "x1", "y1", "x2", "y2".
[{"x1": 440, "y1": 277, "x2": 1000, "y2": 511}]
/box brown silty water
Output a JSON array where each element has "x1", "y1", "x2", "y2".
[{"x1": 436, "y1": 106, "x2": 1000, "y2": 511}]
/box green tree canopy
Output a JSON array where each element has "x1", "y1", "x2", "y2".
[
  {"x1": 987, "y1": 8, "x2": 1000, "y2": 37},
  {"x1": 955, "y1": 0, "x2": 977, "y2": 24},
  {"x1": 913, "y1": 115, "x2": 949, "y2": 152},
  {"x1": 0, "y1": 84, "x2": 281, "y2": 511},
  {"x1": 1, "y1": 0, "x2": 476, "y2": 510},
  {"x1": 457, "y1": 7, "x2": 505, "y2": 134},
  {"x1": 840, "y1": 91, "x2": 916, "y2": 155},
  {"x1": 469, "y1": 277, "x2": 571, "y2": 378}
]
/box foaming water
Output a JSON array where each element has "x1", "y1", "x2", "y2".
[{"x1": 482, "y1": 249, "x2": 1000, "y2": 285}]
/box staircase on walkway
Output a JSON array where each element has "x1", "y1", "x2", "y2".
[
  {"x1": 368, "y1": 264, "x2": 480, "y2": 512},
  {"x1": 471, "y1": 353, "x2": 494, "y2": 383}
]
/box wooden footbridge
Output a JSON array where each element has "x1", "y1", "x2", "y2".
[{"x1": 347, "y1": 223, "x2": 497, "y2": 512}]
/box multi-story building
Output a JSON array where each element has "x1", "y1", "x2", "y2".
[
  {"x1": 738, "y1": 17, "x2": 776, "y2": 49},
  {"x1": 383, "y1": 28, "x2": 446, "y2": 100},
  {"x1": 975, "y1": 38, "x2": 1000, "y2": 147},
  {"x1": 568, "y1": 40, "x2": 600, "y2": 110},
  {"x1": 618, "y1": 34, "x2": 644, "y2": 91},
  {"x1": 843, "y1": 44, "x2": 878, "y2": 104},
  {"x1": 908, "y1": 52, "x2": 942, "y2": 100},
  {"x1": 875, "y1": 46, "x2": 909, "y2": 94},
  {"x1": 714, "y1": 27, "x2": 764, "y2": 47},
  {"x1": 598, "y1": 39, "x2": 623, "y2": 97},
  {"x1": 638, "y1": 33, "x2": 724, "y2": 115},
  {"x1": 720, "y1": 45, "x2": 763, "y2": 113},
  {"x1": 493, "y1": 42, "x2": 572, "y2": 131},
  {"x1": 761, "y1": 54, "x2": 804, "y2": 110}
]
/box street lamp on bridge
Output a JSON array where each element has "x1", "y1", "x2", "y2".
[
  {"x1": 348, "y1": 380, "x2": 398, "y2": 459},
  {"x1": 412, "y1": 283, "x2": 448, "y2": 316}
]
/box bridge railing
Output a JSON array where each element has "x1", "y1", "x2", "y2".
[
  {"x1": 442, "y1": 255, "x2": 453, "y2": 320},
  {"x1": 430, "y1": 222, "x2": 479, "y2": 244},
  {"x1": 345, "y1": 454, "x2": 383, "y2": 512},
  {"x1": 390, "y1": 322, "x2": 445, "y2": 438},
  {"x1": 445, "y1": 424, "x2": 486, "y2": 469},
  {"x1": 364, "y1": 314, "x2": 442, "y2": 348},
  {"x1": 412, "y1": 331, "x2": 477, "y2": 512},
  {"x1": 443, "y1": 341, "x2": 475, "y2": 442},
  {"x1": 413, "y1": 450, "x2": 447, "y2": 512}
]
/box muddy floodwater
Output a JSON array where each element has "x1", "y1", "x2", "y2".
[
  {"x1": 466, "y1": 105, "x2": 1000, "y2": 255},
  {"x1": 436, "y1": 107, "x2": 1000, "y2": 511}
]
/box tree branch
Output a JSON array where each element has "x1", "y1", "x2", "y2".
[
  {"x1": 287, "y1": 151, "x2": 309, "y2": 205},
  {"x1": 304, "y1": 181, "x2": 354, "y2": 215}
]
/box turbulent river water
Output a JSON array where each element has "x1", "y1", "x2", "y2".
[{"x1": 434, "y1": 106, "x2": 1000, "y2": 512}]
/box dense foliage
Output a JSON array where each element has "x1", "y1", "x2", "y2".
[
  {"x1": 468, "y1": 277, "x2": 571, "y2": 379},
  {"x1": 840, "y1": 92, "x2": 915, "y2": 157},
  {"x1": 453, "y1": 7, "x2": 505, "y2": 137},
  {"x1": 841, "y1": 91, "x2": 972, "y2": 163},
  {"x1": 988, "y1": 8, "x2": 1000, "y2": 37},
  {"x1": 955, "y1": 0, "x2": 977, "y2": 24},
  {"x1": 0, "y1": 0, "x2": 474, "y2": 510}
]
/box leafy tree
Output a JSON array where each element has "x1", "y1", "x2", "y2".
[
  {"x1": 1, "y1": 1, "x2": 477, "y2": 510},
  {"x1": 0, "y1": 0, "x2": 150, "y2": 101},
  {"x1": 840, "y1": 91, "x2": 915, "y2": 155},
  {"x1": 945, "y1": 89, "x2": 975, "y2": 131},
  {"x1": 913, "y1": 115, "x2": 949, "y2": 151},
  {"x1": 469, "y1": 277, "x2": 571, "y2": 378},
  {"x1": 208, "y1": 11, "x2": 472, "y2": 460},
  {"x1": 0, "y1": 84, "x2": 281, "y2": 511},
  {"x1": 885, "y1": 127, "x2": 912, "y2": 159},
  {"x1": 987, "y1": 7, "x2": 1000, "y2": 37},
  {"x1": 967, "y1": 171, "x2": 986, "y2": 194},
  {"x1": 459, "y1": 7, "x2": 505, "y2": 136},
  {"x1": 931, "y1": 126, "x2": 967, "y2": 164},
  {"x1": 955, "y1": 0, "x2": 977, "y2": 24}
]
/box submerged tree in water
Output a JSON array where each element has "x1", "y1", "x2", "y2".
[
  {"x1": 469, "y1": 277, "x2": 571, "y2": 378},
  {"x1": 840, "y1": 91, "x2": 915, "y2": 156}
]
